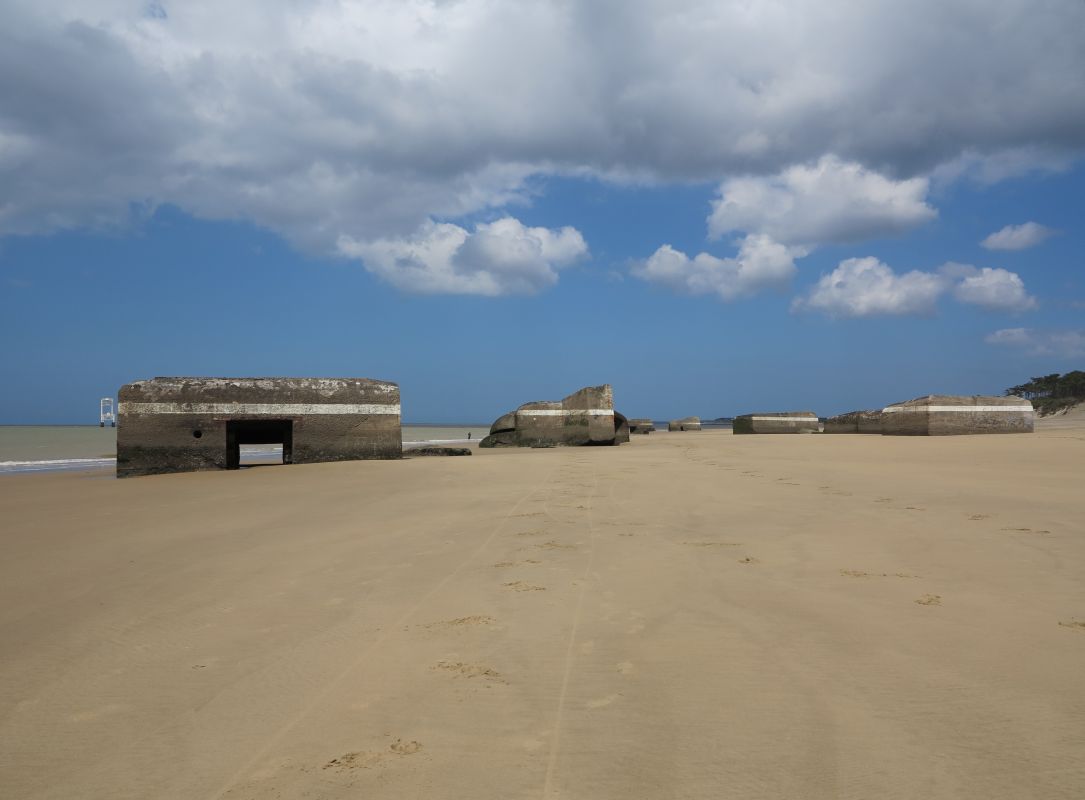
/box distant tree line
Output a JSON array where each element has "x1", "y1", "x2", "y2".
[{"x1": 1006, "y1": 371, "x2": 1085, "y2": 414}]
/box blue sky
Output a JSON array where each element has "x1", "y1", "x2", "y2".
[{"x1": 1, "y1": 1, "x2": 1083, "y2": 423}]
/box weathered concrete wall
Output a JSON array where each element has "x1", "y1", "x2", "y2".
[
  {"x1": 479, "y1": 385, "x2": 625, "y2": 448},
  {"x1": 117, "y1": 377, "x2": 401, "y2": 477},
  {"x1": 733, "y1": 411, "x2": 819, "y2": 434},
  {"x1": 614, "y1": 412, "x2": 630, "y2": 443},
  {"x1": 824, "y1": 410, "x2": 882, "y2": 434},
  {"x1": 628, "y1": 418, "x2": 655, "y2": 434},
  {"x1": 667, "y1": 417, "x2": 701, "y2": 432},
  {"x1": 881, "y1": 395, "x2": 1033, "y2": 435}
]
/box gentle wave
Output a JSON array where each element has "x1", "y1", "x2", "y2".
[{"x1": 0, "y1": 457, "x2": 116, "y2": 473}]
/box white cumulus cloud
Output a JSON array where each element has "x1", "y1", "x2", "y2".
[
  {"x1": 792, "y1": 257, "x2": 945, "y2": 318},
  {"x1": 338, "y1": 217, "x2": 587, "y2": 296},
  {"x1": 632, "y1": 235, "x2": 800, "y2": 302},
  {"x1": 986, "y1": 328, "x2": 1085, "y2": 357},
  {"x1": 951, "y1": 265, "x2": 1037, "y2": 312},
  {"x1": 793, "y1": 258, "x2": 1038, "y2": 318},
  {"x1": 708, "y1": 156, "x2": 936, "y2": 247},
  {"x1": 980, "y1": 222, "x2": 1057, "y2": 251}
]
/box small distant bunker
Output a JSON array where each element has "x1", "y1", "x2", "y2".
[
  {"x1": 733, "y1": 411, "x2": 819, "y2": 434},
  {"x1": 668, "y1": 417, "x2": 701, "y2": 432},
  {"x1": 629, "y1": 418, "x2": 656, "y2": 434},
  {"x1": 824, "y1": 410, "x2": 883, "y2": 434},
  {"x1": 480, "y1": 385, "x2": 626, "y2": 448},
  {"x1": 117, "y1": 377, "x2": 401, "y2": 477},
  {"x1": 881, "y1": 395, "x2": 1033, "y2": 436}
]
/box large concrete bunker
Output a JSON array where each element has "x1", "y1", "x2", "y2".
[
  {"x1": 733, "y1": 411, "x2": 819, "y2": 434},
  {"x1": 479, "y1": 385, "x2": 627, "y2": 448},
  {"x1": 117, "y1": 377, "x2": 402, "y2": 477},
  {"x1": 628, "y1": 418, "x2": 656, "y2": 434},
  {"x1": 881, "y1": 395, "x2": 1033, "y2": 435},
  {"x1": 668, "y1": 417, "x2": 701, "y2": 431}
]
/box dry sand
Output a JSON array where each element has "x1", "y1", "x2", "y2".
[{"x1": 1, "y1": 421, "x2": 1083, "y2": 799}]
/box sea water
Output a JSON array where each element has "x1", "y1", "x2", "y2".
[{"x1": 0, "y1": 425, "x2": 491, "y2": 475}]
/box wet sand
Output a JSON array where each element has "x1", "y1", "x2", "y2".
[{"x1": 1, "y1": 421, "x2": 1083, "y2": 798}]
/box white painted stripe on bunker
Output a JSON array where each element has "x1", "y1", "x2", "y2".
[
  {"x1": 119, "y1": 402, "x2": 400, "y2": 415},
  {"x1": 748, "y1": 416, "x2": 818, "y2": 422},
  {"x1": 882, "y1": 405, "x2": 1031, "y2": 414},
  {"x1": 517, "y1": 409, "x2": 613, "y2": 416}
]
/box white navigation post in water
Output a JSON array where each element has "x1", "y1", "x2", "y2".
[{"x1": 100, "y1": 398, "x2": 116, "y2": 428}]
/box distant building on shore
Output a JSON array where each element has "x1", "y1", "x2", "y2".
[
  {"x1": 881, "y1": 395, "x2": 1033, "y2": 435},
  {"x1": 824, "y1": 410, "x2": 883, "y2": 434},
  {"x1": 116, "y1": 377, "x2": 401, "y2": 477},
  {"x1": 733, "y1": 411, "x2": 819, "y2": 434},
  {"x1": 479, "y1": 385, "x2": 627, "y2": 448},
  {"x1": 668, "y1": 417, "x2": 701, "y2": 431}
]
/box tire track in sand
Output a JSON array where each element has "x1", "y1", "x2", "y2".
[{"x1": 542, "y1": 460, "x2": 600, "y2": 798}]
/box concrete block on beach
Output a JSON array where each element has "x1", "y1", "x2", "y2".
[
  {"x1": 116, "y1": 377, "x2": 402, "y2": 477},
  {"x1": 733, "y1": 411, "x2": 819, "y2": 434},
  {"x1": 479, "y1": 385, "x2": 626, "y2": 448},
  {"x1": 881, "y1": 395, "x2": 1034, "y2": 435},
  {"x1": 824, "y1": 410, "x2": 883, "y2": 434},
  {"x1": 668, "y1": 417, "x2": 701, "y2": 431},
  {"x1": 628, "y1": 418, "x2": 656, "y2": 434},
  {"x1": 614, "y1": 412, "x2": 631, "y2": 443}
]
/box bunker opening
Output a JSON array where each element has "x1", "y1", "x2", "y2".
[{"x1": 226, "y1": 419, "x2": 294, "y2": 469}]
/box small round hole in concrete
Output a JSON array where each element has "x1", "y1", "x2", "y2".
[{"x1": 192, "y1": 430, "x2": 203, "y2": 439}]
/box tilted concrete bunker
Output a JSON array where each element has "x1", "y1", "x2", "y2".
[
  {"x1": 824, "y1": 410, "x2": 883, "y2": 434},
  {"x1": 117, "y1": 377, "x2": 401, "y2": 477},
  {"x1": 880, "y1": 395, "x2": 1033, "y2": 435},
  {"x1": 733, "y1": 411, "x2": 819, "y2": 434},
  {"x1": 668, "y1": 417, "x2": 701, "y2": 432},
  {"x1": 479, "y1": 385, "x2": 626, "y2": 448},
  {"x1": 628, "y1": 418, "x2": 656, "y2": 434}
]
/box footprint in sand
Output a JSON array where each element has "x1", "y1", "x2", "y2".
[
  {"x1": 433, "y1": 661, "x2": 506, "y2": 682},
  {"x1": 1000, "y1": 527, "x2": 1052, "y2": 535},
  {"x1": 841, "y1": 569, "x2": 920, "y2": 579},
  {"x1": 323, "y1": 751, "x2": 385, "y2": 771},
  {"x1": 586, "y1": 693, "x2": 621, "y2": 709},
  {"x1": 737, "y1": 557, "x2": 760, "y2": 565},
  {"x1": 968, "y1": 514, "x2": 990, "y2": 521},
  {"x1": 875, "y1": 497, "x2": 894, "y2": 504},
  {"x1": 503, "y1": 581, "x2": 546, "y2": 592},
  {"x1": 324, "y1": 740, "x2": 423, "y2": 771},
  {"x1": 1057, "y1": 619, "x2": 1085, "y2": 631},
  {"x1": 421, "y1": 615, "x2": 496, "y2": 630},
  {"x1": 536, "y1": 540, "x2": 577, "y2": 550},
  {"x1": 915, "y1": 594, "x2": 942, "y2": 606},
  {"x1": 492, "y1": 559, "x2": 541, "y2": 568},
  {"x1": 616, "y1": 661, "x2": 635, "y2": 674},
  {"x1": 682, "y1": 541, "x2": 742, "y2": 548}
]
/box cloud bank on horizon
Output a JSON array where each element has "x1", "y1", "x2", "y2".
[{"x1": 0, "y1": 0, "x2": 1082, "y2": 309}]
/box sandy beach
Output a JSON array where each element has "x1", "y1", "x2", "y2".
[{"x1": 1, "y1": 420, "x2": 1083, "y2": 799}]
